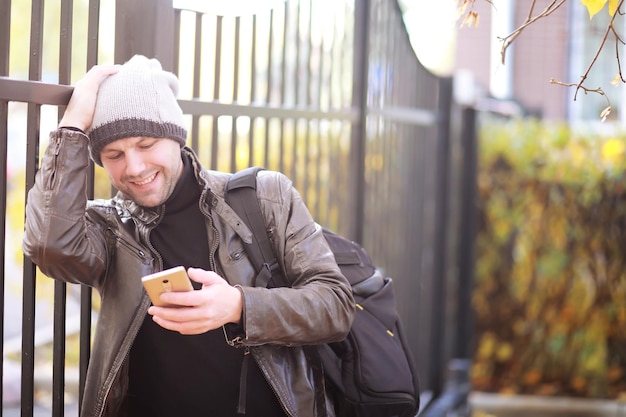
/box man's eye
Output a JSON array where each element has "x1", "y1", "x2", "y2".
[
  {"x1": 104, "y1": 153, "x2": 122, "y2": 160},
  {"x1": 140, "y1": 142, "x2": 156, "y2": 150}
]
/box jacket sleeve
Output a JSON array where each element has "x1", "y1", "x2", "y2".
[
  {"x1": 22, "y1": 128, "x2": 108, "y2": 287},
  {"x1": 230, "y1": 171, "x2": 355, "y2": 346}
]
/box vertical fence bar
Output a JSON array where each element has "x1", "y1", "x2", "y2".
[
  {"x1": 52, "y1": 1, "x2": 74, "y2": 415},
  {"x1": 114, "y1": 0, "x2": 175, "y2": 69},
  {"x1": 313, "y1": 3, "x2": 326, "y2": 219},
  {"x1": 290, "y1": 1, "x2": 301, "y2": 184},
  {"x1": 326, "y1": 5, "x2": 343, "y2": 229},
  {"x1": 191, "y1": 12, "x2": 203, "y2": 153},
  {"x1": 79, "y1": 0, "x2": 101, "y2": 409},
  {"x1": 349, "y1": 0, "x2": 370, "y2": 243},
  {"x1": 278, "y1": 2, "x2": 288, "y2": 174},
  {"x1": 22, "y1": 1, "x2": 46, "y2": 415},
  {"x1": 302, "y1": 0, "x2": 313, "y2": 207},
  {"x1": 230, "y1": 16, "x2": 241, "y2": 171},
  {"x1": 456, "y1": 106, "x2": 477, "y2": 360},
  {"x1": 0, "y1": 0, "x2": 10, "y2": 412},
  {"x1": 429, "y1": 75, "x2": 454, "y2": 397},
  {"x1": 262, "y1": 10, "x2": 273, "y2": 168},
  {"x1": 52, "y1": 288, "x2": 67, "y2": 417},
  {"x1": 52, "y1": 3, "x2": 73, "y2": 414},
  {"x1": 0, "y1": 102, "x2": 6, "y2": 417},
  {"x1": 173, "y1": 9, "x2": 182, "y2": 76},
  {"x1": 248, "y1": 15, "x2": 257, "y2": 167},
  {"x1": 371, "y1": 0, "x2": 386, "y2": 259},
  {"x1": 210, "y1": 16, "x2": 222, "y2": 169}
]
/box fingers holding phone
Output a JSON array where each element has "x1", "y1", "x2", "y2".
[
  {"x1": 143, "y1": 267, "x2": 243, "y2": 335},
  {"x1": 142, "y1": 266, "x2": 193, "y2": 307}
]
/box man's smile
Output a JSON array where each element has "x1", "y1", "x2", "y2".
[{"x1": 131, "y1": 172, "x2": 158, "y2": 186}]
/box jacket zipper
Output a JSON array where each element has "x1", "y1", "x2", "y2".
[
  {"x1": 94, "y1": 295, "x2": 152, "y2": 417},
  {"x1": 251, "y1": 347, "x2": 297, "y2": 417},
  {"x1": 46, "y1": 138, "x2": 63, "y2": 190},
  {"x1": 108, "y1": 228, "x2": 152, "y2": 265},
  {"x1": 94, "y1": 227, "x2": 159, "y2": 416},
  {"x1": 199, "y1": 194, "x2": 218, "y2": 272}
]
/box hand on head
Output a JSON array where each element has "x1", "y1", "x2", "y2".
[{"x1": 58, "y1": 65, "x2": 120, "y2": 131}]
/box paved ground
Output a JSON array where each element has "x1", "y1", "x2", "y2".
[
  {"x1": 470, "y1": 392, "x2": 626, "y2": 417},
  {"x1": 3, "y1": 360, "x2": 81, "y2": 416},
  {"x1": 4, "y1": 255, "x2": 84, "y2": 416},
  {"x1": 4, "y1": 404, "x2": 79, "y2": 417},
  {"x1": 5, "y1": 393, "x2": 626, "y2": 416}
]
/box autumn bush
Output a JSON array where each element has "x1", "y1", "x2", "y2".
[{"x1": 472, "y1": 118, "x2": 626, "y2": 399}]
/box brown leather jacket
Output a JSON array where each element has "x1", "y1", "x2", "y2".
[{"x1": 23, "y1": 129, "x2": 355, "y2": 417}]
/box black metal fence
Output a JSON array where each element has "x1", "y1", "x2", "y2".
[{"x1": 0, "y1": 0, "x2": 477, "y2": 415}]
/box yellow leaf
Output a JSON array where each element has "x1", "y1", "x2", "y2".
[
  {"x1": 495, "y1": 342, "x2": 513, "y2": 362},
  {"x1": 570, "y1": 142, "x2": 586, "y2": 167},
  {"x1": 611, "y1": 74, "x2": 621, "y2": 86},
  {"x1": 461, "y1": 11, "x2": 479, "y2": 28},
  {"x1": 609, "y1": 0, "x2": 619, "y2": 15},
  {"x1": 601, "y1": 138, "x2": 625, "y2": 162},
  {"x1": 600, "y1": 105, "x2": 611, "y2": 121},
  {"x1": 571, "y1": 376, "x2": 587, "y2": 391},
  {"x1": 523, "y1": 369, "x2": 542, "y2": 386},
  {"x1": 581, "y1": 0, "x2": 608, "y2": 19}
]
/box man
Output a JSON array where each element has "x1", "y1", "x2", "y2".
[{"x1": 23, "y1": 55, "x2": 354, "y2": 417}]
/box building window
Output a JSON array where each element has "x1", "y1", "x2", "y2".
[{"x1": 569, "y1": 4, "x2": 624, "y2": 125}]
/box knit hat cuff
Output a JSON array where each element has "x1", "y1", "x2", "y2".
[{"x1": 89, "y1": 118, "x2": 187, "y2": 165}]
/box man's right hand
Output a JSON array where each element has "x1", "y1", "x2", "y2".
[{"x1": 58, "y1": 64, "x2": 120, "y2": 131}]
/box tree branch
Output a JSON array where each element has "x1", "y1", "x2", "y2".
[
  {"x1": 462, "y1": 0, "x2": 626, "y2": 117},
  {"x1": 499, "y1": 0, "x2": 568, "y2": 64},
  {"x1": 550, "y1": 0, "x2": 625, "y2": 106}
]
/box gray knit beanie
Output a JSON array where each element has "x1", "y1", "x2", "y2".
[{"x1": 87, "y1": 55, "x2": 188, "y2": 166}]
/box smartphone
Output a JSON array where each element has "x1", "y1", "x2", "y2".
[{"x1": 142, "y1": 266, "x2": 193, "y2": 307}]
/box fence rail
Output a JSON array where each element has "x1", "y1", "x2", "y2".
[{"x1": 0, "y1": 1, "x2": 476, "y2": 416}]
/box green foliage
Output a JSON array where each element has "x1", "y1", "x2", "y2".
[{"x1": 472, "y1": 118, "x2": 626, "y2": 399}]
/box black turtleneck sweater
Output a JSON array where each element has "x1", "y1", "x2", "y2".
[{"x1": 127, "y1": 154, "x2": 286, "y2": 417}]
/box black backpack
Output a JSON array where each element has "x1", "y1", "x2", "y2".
[{"x1": 225, "y1": 167, "x2": 420, "y2": 417}]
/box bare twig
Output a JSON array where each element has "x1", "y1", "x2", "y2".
[
  {"x1": 495, "y1": 0, "x2": 626, "y2": 118},
  {"x1": 465, "y1": 0, "x2": 626, "y2": 116},
  {"x1": 499, "y1": 0, "x2": 568, "y2": 64},
  {"x1": 552, "y1": 0, "x2": 625, "y2": 102},
  {"x1": 549, "y1": 78, "x2": 606, "y2": 99},
  {"x1": 612, "y1": 25, "x2": 626, "y2": 83}
]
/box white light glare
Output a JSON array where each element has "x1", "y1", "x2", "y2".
[{"x1": 173, "y1": 0, "x2": 286, "y2": 16}]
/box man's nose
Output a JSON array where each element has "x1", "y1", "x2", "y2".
[{"x1": 125, "y1": 151, "x2": 146, "y2": 176}]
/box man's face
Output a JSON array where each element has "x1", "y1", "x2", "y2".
[{"x1": 100, "y1": 137, "x2": 184, "y2": 208}]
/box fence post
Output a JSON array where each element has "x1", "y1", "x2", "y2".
[
  {"x1": 349, "y1": 0, "x2": 370, "y2": 244},
  {"x1": 456, "y1": 106, "x2": 477, "y2": 360},
  {"x1": 0, "y1": 1, "x2": 8, "y2": 412},
  {"x1": 114, "y1": 0, "x2": 177, "y2": 70},
  {"x1": 429, "y1": 75, "x2": 454, "y2": 398}
]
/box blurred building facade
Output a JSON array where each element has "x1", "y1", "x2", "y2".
[{"x1": 454, "y1": 0, "x2": 623, "y2": 125}]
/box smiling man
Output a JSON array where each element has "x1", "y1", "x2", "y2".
[
  {"x1": 22, "y1": 55, "x2": 354, "y2": 417},
  {"x1": 99, "y1": 136, "x2": 184, "y2": 207}
]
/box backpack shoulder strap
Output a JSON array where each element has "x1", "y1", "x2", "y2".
[
  {"x1": 225, "y1": 167, "x2": 288, "y2": 288},
  {"x1": 226, "y1": 168, "x2": 326, "y2": 417}
]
